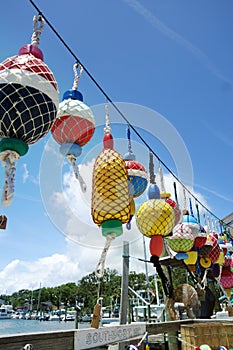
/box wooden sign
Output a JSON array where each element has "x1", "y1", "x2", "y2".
[{"x1": 75, "y1": 323, "x2": 146, "y2": 349}]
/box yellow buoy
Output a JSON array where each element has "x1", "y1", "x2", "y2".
[{"x1": 136, "y1": 199, "x2": 175, "y2": 237}]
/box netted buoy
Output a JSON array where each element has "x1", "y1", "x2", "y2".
[
  {"x1": 0, "y1": 15, "x2": 59, "y2": 205},
  {"x1": 51, "y1": 63, "x2": 95, "y2": 192},
  {"x1": 167, "y1": 223, "x2": 194, "y2": 253},
  {"x1": 92, "y1": 108, "x2": 130, "y2": 278},
  {"x1": 125, "y1": 159, "x2": 148, "y2": 198},
  {"x1": 206, "y1": 234, "x2": 220, "y2": 263},
  {"x1": 92, "y1": 137, "x2": 131, "y2": 232},
  {"x1": 182, "y1": 211, "x2": 200, "y2": 237},
  {"x1": 161, "y1": 192, "x2": 181, "y2": 225},
  {"x1": 136, "y1": 199, "x2": 175, "y2": 238}
]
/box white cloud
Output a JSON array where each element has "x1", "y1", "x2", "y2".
[
  {"x1": 22, "y1": 163, "x2": 39, "y2": 185},
  {"x1": 22, "y1": 163, "x2": 29, "y2": 183}
]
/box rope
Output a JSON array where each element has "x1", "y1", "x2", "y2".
[
  {"x1": 173, "y1": 182, "x2": 179, "y2": 205},
  {"x1": 95, "y1": 233, "x2": 116, "y2": 278},
  {"x1": 149, "y1": 152, "x2": 155, "y2": 184},
  {"x1": 66, "y1": 154, "x2": 86, "y2": 192},
  {"x1": 158, "y1": 165, "x2": 165, "y2": 193},
  {"x1": 31, "y1": 15, "x2": 44, "y2": 46},
  {"x1": 72, "y1": 63, "x2": 83, "y2": 90},
  {"x1": 104, "y1": 104, "x2": 111, "y2": 134},
  {"x1": 189, "y1": 198, "x2": 194, "y2": 216},
  {"x1": 0, "y1": 150, "x2": 20, "y2": 206},
  {"x1": 196, "y1": 203, "x2": 200, "y2": 224}
]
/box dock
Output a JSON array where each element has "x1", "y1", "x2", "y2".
[{"x1": 1, "y1": 319, "x2": 233, "y2": 350}]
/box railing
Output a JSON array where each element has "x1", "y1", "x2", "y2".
[{"x1": 0, "y1": 319, "x2": 233, "y2": 350}]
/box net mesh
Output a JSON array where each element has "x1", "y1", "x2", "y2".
[
  {"x1": 0, "y1": 54, "x2": 58, "y2": 145},
  {"x1": 136, "y1": 199, "x2": 175, "y2": 237},
  {"x1": 125, "y1": 160, "x2": 148, "y2": 198},
  {"x1": 168, "y1": 223, "x2": 194, "y2": 252},
  {"x1": 51, "y1": 99, "x2": 95, "y2": 147},
  {"x1": 92, "y1": 148, "x2": 130, "y2": 225}
]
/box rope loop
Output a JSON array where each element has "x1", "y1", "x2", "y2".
[
  {"x1": 0, "y1": 150, "x2": 20, "y2": 206},
  {"x1": 72, "y1": 62, "x2": 83, "y2": 90},
  {"x1": 31, "y1": 15, "x2": 44, "y2": 46},
  {"x1": 95, "y1": 233, "x2": 116, "y2": 278}
]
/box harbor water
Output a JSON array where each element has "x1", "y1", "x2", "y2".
[{"x1": 0, "y1": 319, "x2": 90, "y2": 336}]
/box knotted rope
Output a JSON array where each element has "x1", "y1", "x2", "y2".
[
  {"x1": 72, "y1": 63, "x2": 83, "y2": 90},
  {"x1": 66, "y1": 154, "x2": 86, "y2": 192},
  {"x1": 0, "y1": 150, "x2": 20, "y2": 206},
  {"x1": 31, "y1": 15, "x2": 44, "y2": 46},
  {"x1": 94, "y1": 233, "x2": 116, "y2": 278}
]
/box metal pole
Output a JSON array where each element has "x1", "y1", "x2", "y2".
[{"x1": 119, "y1": 241, "x2": 129, "y2": 325}]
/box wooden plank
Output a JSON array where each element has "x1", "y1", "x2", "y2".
[
  {"x1": 74, "y1": 323, "x2": 146, "y2": 349},
  {"x1": 0, "y1": 330, "x2": 74, "y2": 350},
  {"x1": 146, "y1": 319, "x2": 194, "y2": 336},
  {"x1": 159, "y1": 256, "x2": 184, "y2": 268}
]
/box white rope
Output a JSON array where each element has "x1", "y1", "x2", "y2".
[
  {"x1": 72, "y1": 63, "x2": 83, "y2": 90},
  {"x1": 0, "y1": 150, "x2": 20, "y2": 206},
  {"x1": 158, "y1": 165, "x2": 166, "y2": 193},
  {"x1": 104, "y1": 104, "x2": 111, "y2": 134},
  {"x1": 183, "y1": 186, "x2": 187, "y2": 210},
  {"x1": 66, "y1": 155, "x2": 86, "y2": 192},
  {"x1": 31, "y1": 15, "x2": 44, "y2": 46},
  {"x1": 95, "y1": 233, "x2": 116, "y2": 278}
]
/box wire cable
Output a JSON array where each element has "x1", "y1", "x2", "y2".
[{"x1": 28, "y1": 0, "x2": 233, "y2": 230}]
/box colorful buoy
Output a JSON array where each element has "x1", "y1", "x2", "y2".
[
  {"x1": 136, "y1": 199, "x2": 175, "y2": 238},
  {"x1": 51, "y1": 63, "x2": 95, "y2": 191},
  {"x1": 0, "y1": 15, "x2": 59, "y2": 205},
  {"x1": 167, "y1": 223, "x2": 194, "y2": 253},
  {"x1": 92, "y1": 108, "x2": 130, "y2": 278}
]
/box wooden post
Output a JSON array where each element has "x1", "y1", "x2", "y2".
[{"x1": 120, "y1": 241, "x2": 129, "y2": 325}]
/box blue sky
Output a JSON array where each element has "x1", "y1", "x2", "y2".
[{"x1": 0, "y1": 0, "x2": 233, "y2": 294}]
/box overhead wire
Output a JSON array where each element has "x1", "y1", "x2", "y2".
[{"x1": 28, "y1": 0, "x2": 233, "y2": 231}]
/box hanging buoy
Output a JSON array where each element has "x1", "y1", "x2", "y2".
[
  {"x1": 92, "y1": 106, "x2": 130, "y2": 278},
  {"x1": 51, "y1": 63, "x2": 95, "y2": 192},
  {"x1": 149, "y1": 235, "x2": 164, "y2": 257},
  {"x1": 0, "y1": 15, "x2": 59, "y2": 205},
  {"x1": 123, "y1": 126, "x2": 148, "y2": 229},
  {"x1": 136, "y1": 199, "x2": 175, "y2": 238},
  {"x1": 167, "y1": 223, "x2": 194, "y2": 259},
  {"x1": 182, "y1": 210, "x2": 200, "y2": 237}
]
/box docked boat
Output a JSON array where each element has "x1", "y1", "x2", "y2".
[{"x1": 0, "y1": 304, "x2": 13, "y2": 319}]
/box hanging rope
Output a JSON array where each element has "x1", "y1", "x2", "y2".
[
  {"x1": 0, "y1": 150, "x2": 20, "y2": 206},
  {"x1": 104, "y1": 103, "x2": 111, "y2": 134},
  {"x1": 189, "y1": 198, "x2": 194, "y2": 216},
  {"x1": 173, "y1": 182, "x2": 179, "y2": 205},
  {"x1": 94, "y1": 233, "x2": 116, "y2": 278},
  {"x1": 72, "y1": 63, "x2": 83, "y2": 90},
  {"x1": 183, "y1": 187, "x2": 187, "y2": 211},
  {"x1": 195, "y1": 203, "x2": 200, "y2": 224},
  {"x1": 31, "y1": 15, "x2": 44, "y2": 46},
  {"x1": 66, "y1": 154, "x2": 86, "y2": 192},
  {"x1": 149, "y1": 152, "x2": 155, "y2": 184},
  {"x1": 158, "y1": 164, "x2": 165, "y2": 193}
]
